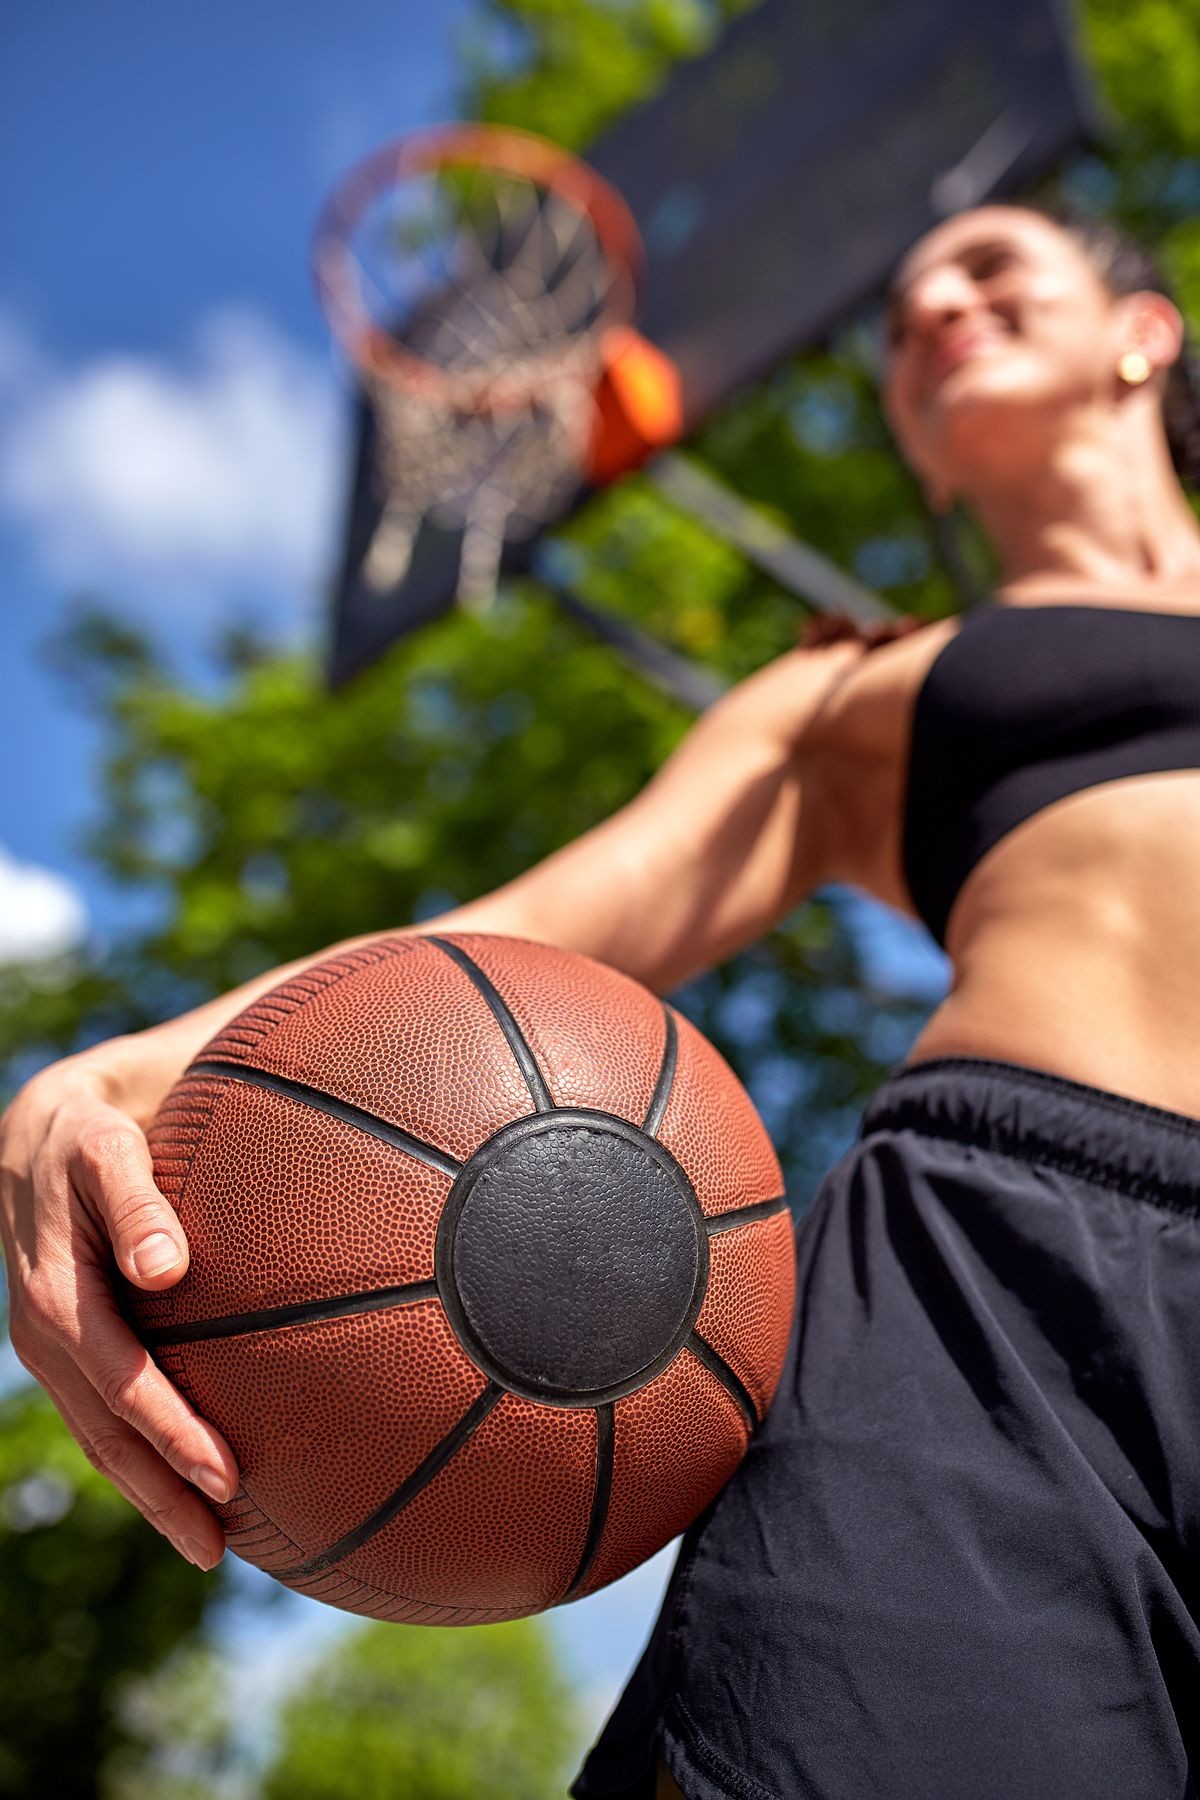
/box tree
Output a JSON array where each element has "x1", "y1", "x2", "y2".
[
  {"x1": 0, "y1": 1385, "x2": 213, "y2": 1798},
  {"x1": 261, "y1": 1618, "x2": 583, "y2": 1800}
]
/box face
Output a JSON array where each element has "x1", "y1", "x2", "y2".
[{"x1": 879, "y1": 205, "x2": 1166, "y2": 506}]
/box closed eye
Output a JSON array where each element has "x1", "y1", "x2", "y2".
[
  {"x1": 971, "y1": 248, "x2": 1012, "y2": 279},
  {"x1": 885, "y1": 242, "x2": 1019, "y2": 348}
]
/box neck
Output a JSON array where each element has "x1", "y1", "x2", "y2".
[{"x1": 961, "y1": 400, "x2": 1200, "y2": 601}]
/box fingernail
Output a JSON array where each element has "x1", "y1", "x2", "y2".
[
  {"x1": 179, "y1": 1535, "x2": 216, "y2": 1571},
  {"x1": 132, "y1": 1233, "x2": 183, "y2": 1278},
  {"x1": 192, "y1": 1465, "x2": 230, "y2": 1503}
]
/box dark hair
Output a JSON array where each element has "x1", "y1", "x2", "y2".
[
  {"x1": 799, "y1": 202, "x2": 1200, "y2": 653},
  {"x1": 1032, "y1": 199, "x2": 1200, "y2": 491}
]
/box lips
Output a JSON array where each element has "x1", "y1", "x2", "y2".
[{"x1": 925, "y1": 329, "x2": 1008, "y2": 392}]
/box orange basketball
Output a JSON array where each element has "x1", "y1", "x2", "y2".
[{"x1": 124, "y1": 933, "x2": 796, "y2": 1624}]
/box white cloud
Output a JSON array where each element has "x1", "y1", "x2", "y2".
[
  {"x1": 0, "y1": 847, "x2": 87, "y2": 965},
  {"x1": 0, "y1": 309, "x2": 345, "y2": 616}
]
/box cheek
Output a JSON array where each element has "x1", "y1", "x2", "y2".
[
  {"x1": 986, "y1": 327, "x2": 1106, "y2": 411},
  {"x1": 890, "y1": 327, "x2": 1103, "y2": 441},
  {"x1": 1011, "y1": 280, "x2": 1113, "y2": 393},
  {"x1": 1059, "y1": 322, "x2": 1113, "y2": 394}
]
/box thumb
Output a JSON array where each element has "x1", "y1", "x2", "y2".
[{"x1": 70, "y1": 1113, "x2": 190, "y2": 1288}]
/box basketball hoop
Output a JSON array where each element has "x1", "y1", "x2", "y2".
[{"x1": 312, "y1": 124, "x2": 644, "y2": 611}]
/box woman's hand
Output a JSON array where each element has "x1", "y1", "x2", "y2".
[{"x1": 0, "y1": 1042, "x2": 240, "y2": 1570}]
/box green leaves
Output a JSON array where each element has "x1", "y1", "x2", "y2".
[
  {"x1": 0, "y1": 1386, "x2": 211, "y2": 1798},
  {"x1": 262, "y1": 1618, "x2": 583, "y2": 1800},
  {"x1": 1084, "y1": 0, "x2": 1200, "y2": 158}
]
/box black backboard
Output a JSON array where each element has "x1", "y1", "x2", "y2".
[{"x1": 328, "y1": 0, "x2": 1105, "y2": 685}]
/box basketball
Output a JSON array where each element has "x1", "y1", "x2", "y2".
[{"x1": 123, "y1": 932, "x2": 796, "y2": 1624}]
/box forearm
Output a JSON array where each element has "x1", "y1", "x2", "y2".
[
  {"x1": 89, "y1": 819, "x2": 645, "y2": 1128},
  {"x1": 81, "y1": 639, "x2": 859, "y2": 1126}
]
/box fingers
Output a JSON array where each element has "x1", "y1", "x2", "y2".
[
  {"x1": 23, "y1": 1257, "x2": 240, "y2": 1509},
  {"x1": 798, "y1": 612, "x2": 863, "y2": 649},
  {"x1": 67, "y1": 1113, "x2": 190, "y2": 1289},
  {"x1": 48, "y1": 1366, "x2": 228, "y2": 1570},
  {"x1": 51, "y1": 1105, "x2": 240, "y2": 1496},
  {"x1": 2, "y1": 1066, "x2": 241, "y2": 1573}
]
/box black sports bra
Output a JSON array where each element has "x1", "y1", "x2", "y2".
[{"x1": 901, "y1": 601, "x2": 1200, "y2": 949}]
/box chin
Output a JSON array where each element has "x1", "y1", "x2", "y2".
[{"x1": 926, "y1": 378, "x2": 1057, "y2": 470}]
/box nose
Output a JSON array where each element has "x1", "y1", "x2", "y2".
[{"x1": 901, "y1": 263, "x2": 980, "y2": 337}]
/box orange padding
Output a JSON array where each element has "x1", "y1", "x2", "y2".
[{"x1": 586, "y1": 327, "x2": 685, "y2": 486}]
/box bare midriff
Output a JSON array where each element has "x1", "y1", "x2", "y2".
[{"x1": 804, "y1": 604, "x2": 1200, "y2": 1123}]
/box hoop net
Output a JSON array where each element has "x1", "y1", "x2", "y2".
[{"x1": 313, "y1": 126, "x2": 641, "y2": 610}]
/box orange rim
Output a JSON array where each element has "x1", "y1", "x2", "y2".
[{"x1": 312, "y1": 122, "x2": 642, "y2": 407}]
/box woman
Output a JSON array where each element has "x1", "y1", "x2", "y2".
[
  {"x1": 583, "y1": 202, "x2": 1200, "y2": 1800},
  {"x1": 3, "y1": 199, "x2": 1200, "y2": 1796}
]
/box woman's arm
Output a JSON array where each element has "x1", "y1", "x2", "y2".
[
  {"x1": 0, "y1": 636, "x2": 862, "y2": 1571},
  {"x1": 100, "y1": 630, "x2": 864, "y2": 1111}
]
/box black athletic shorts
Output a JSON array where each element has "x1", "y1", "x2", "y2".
[{"x1": 569, "y1": 1054, "x2": 1200, "y2": 1800}]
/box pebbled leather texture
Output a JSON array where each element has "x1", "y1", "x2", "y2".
[
  {"x1": 127, "y1": 932, "x2": 796, "y2": 1623},
  {"x1": 573, "y1": 1347, "x2": 751, "y2": 1600},
  {"x1": 694, "y1": 1209, "x2": 797, "y2": 1424}
]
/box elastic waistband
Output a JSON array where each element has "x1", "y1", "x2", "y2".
[{"x1": 860, "y1": 1055, "x2": 1200, "y2": 1216}]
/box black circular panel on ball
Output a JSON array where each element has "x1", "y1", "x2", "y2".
[{"x1": 435, "y1": 1108, "x2": 709, "y2": 1406}]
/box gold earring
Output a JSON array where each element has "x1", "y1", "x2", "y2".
[{"x1": 1118, "y1": 348, "x2": 1152, "y2": 385}]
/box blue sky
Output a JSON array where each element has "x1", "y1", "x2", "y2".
[
  {"x1": 0, "y1": 0, "x2": 473, "y2": 950},
  {"x1": 2, "y1": 0, "x2": 950, "y2": 1758},
  {"x1": 0, "y1": 0, "x2": 956, "y2": 997},
  {"x1": 0, "y1": 0, "x2": 695, "y2": 1739},
  {"x1": 0, "y1": 0, "x2": 953, "y2": 994}
]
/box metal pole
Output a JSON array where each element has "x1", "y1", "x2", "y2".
[{"x1": 644, "y1": 452, "x2": 896, "y2": 624}]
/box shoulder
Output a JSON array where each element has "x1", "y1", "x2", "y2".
[
  {"x1": 797, "y1": 610, "x2": 964, "y2": 761},
  {"x1": 706, "y1": 610, "x2": 961, "y2": 760},
  {"x1": 704, "y1": 634, "x2": 869, "y2": 753}
]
